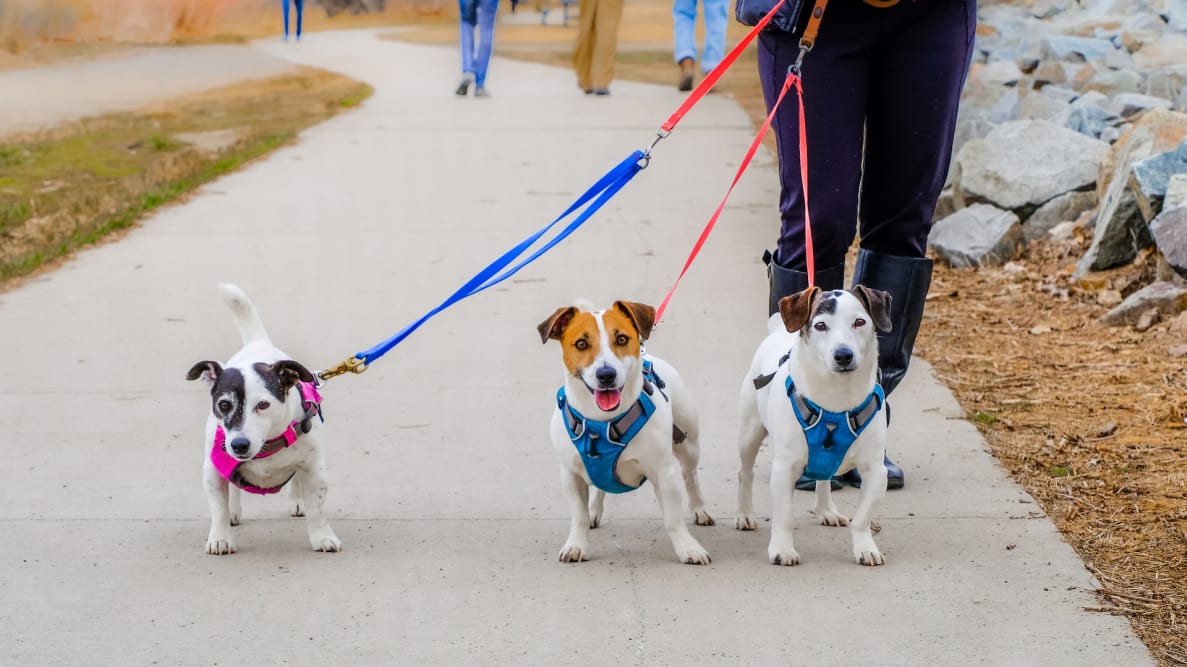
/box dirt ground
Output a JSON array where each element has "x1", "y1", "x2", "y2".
[{"x1": 388, "y1": 4, "x2": 1187, "y2": 662}]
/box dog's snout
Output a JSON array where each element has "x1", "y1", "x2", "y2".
[
  {"x1": 833, "y1": 347, "x2": 855, "y2": 368},
  {"x1": 595, "y1": 366, "x2": 617, "y2": 387},
  {"x1": 229, "y1": 437, "x2": 251, "y2": 456}
]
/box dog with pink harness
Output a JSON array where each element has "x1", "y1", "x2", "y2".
[{"x1": 187, "y1": 284, "x2": 342, "y2": 555}]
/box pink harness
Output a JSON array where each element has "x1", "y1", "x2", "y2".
[{"x1": 210, "y1": 381, "x2": 323, "y2": 495}]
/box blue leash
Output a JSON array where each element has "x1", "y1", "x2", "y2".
[{"x1": 319, "y1": 150, "x2": 646, "y2": 379}]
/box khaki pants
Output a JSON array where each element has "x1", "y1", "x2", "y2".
[{"x1": 572, "y1": 0, "x2": 623, "y2": 90}]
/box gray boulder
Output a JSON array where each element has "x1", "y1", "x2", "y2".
[
  {"x1": 1129, "y1": 138, "x2": 1187, "y2": 220},
  {"x1": 1149, "y1": 206, "x2": 1187, "y2": 279},
  {"x1": 954, "y1": 120, "x2": 1108, "y2": 215},
  {"x1": 1064, "y1": 105, "x2": 1119, "y2": 139},
  {"x1": 1165, "y1": 173, "x2": 1187, "y2": 209},
  {"x1": 1024, "y1": 190, "x2": 1098, "y2": 240},
  {"x1": 1014, "y1": 91, "x2": 1072, "y2": 123},
  {"x1": 1133, "y1": 33, "x2": 1187, "y2": 70},
  {"x1": 1145, "y1": 66, "x2": 1187, "y2": 104},
  {"x1": 1079, "y1": 68, "x2": 1144, "y2": 97},
  {"x1": 1043, "y1": 35, "x2": 1118, "y2": 62},
  {"x1": 1100, "y1": 281, "x2": 1187, "y2": 325},
  {"x1": 1112, "y1": 92, "x2": 1174, "y2": 118},
  {"x1": 1077, "y1": 110, "x2": 1187, "y2": 274},
  {"x1": 929, "y1": 204, "x2": 1027, "y2": 268}
]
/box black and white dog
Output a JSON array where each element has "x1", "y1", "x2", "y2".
[{"x1": 186, "y1": 284, "x2": 340, "y2": 555}]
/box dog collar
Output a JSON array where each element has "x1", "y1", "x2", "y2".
[
  {"x1": 209, "y1": 381, "x2": 324, "y2": 495},
  {"x1": 558, "y1": 361, "x2": 682, "y2": 494},
  {"x1": 786, "y1": 376, "x2": 885, "y2": 482}
]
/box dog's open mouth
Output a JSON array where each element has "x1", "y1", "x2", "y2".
[{"x1": 594, "y1": 388, "x2": 622, "y2": 411}]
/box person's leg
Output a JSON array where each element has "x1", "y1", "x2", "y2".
[
  {"x1": 294, "y1": 0, "x2": 303, "y2": 40},
  {"x1": 573, "y1": 0, "x2": 598, "y2": 91},
  {"x1": 282, "y1": 0, "x2": 290, "y2": 39},
  {"x1": 672, "y1": 0, "x2": 697, "y2": 90},
  {"x1": 457, "y1": 0, "x2": 478, "y2": 94},
  {"x1": 700, "y1": 0, "x2": 728, "y2": 72},
  {"x1": 589, "y1": 0, "x2": 624, "y2": 90},
  {"x1": 848, "y1": 0, "x2": 976, "y2": 489},
  {"x1": 473, "y1": 0, "x2": 500, "y2": 91}
]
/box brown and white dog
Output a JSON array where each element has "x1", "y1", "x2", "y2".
[{"x1": 538, "y1": 300, "x2": 713, "y2": 564}]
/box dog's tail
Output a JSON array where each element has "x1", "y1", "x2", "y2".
[{"x1": 218, "y1": 283, "x2": 271, "y2": 346}]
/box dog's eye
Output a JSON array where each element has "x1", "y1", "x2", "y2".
[
  {"x1": 256, "y1": 401, "x2": 270, "y2": 412},
  {"x1": 854, "y1": 318, "x2": 867, "y2": 328},
  {"x1": 813, "y1": 321, "x2": 828, "y2": 332},
  {"x1": 615, "y1": 334, "x2": 629, "y2": 346},
  {"x1": 217, "y1": 400, "x2": 232, "y2": 413},
  {"x1": 574, "y1": 339, "x2": 589, "y2": 351}
]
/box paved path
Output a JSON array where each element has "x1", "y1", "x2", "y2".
[
  {"x1": 0, "y1": 44, "x2": 297, "y2": 138},
  {"x1": 0, "y1": 31, "x2": 1153, "y2": 664}
]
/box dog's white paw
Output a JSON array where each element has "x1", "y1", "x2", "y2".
[
  {"x1": 734, "y1": 514, "x2": 758, "y2": 531},
  {"x1": 290, "y1": 501, "x2": 305, "y2": 518},
  {"x1": 228, "y1": 511, "x2": 241, "y2": 526},
  {"x1": 814, "y1": 509, "x2": 849, "y2": 527},
  {"x1": 558, "y1": 542, "x2": 589, "y2": 563},
  {"x1": 588, "y1": 508, "x2": 603, "y2": 529},
  {"x1": 680, "y1": 544, "x2": 712, "y2": 565},
  {"x1": 692, "y1": 509, "x2": 715, "y2": 526},
  {"x1": 310, "y1": 529, "x2": 341, "y2": 553},
  {"x1": 855, "y1": 548, "x2": 885, "y2": 566},
  {"x1": 205, "y1": 534, "x2": 236, "y2": 555},
  {"x1": 768, "y1": 544, "x2": 801, "y2": 566}
]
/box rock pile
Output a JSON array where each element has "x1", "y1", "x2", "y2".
[{"x1": 929, "y1": 0, "x2": 1187, "y2": 329}]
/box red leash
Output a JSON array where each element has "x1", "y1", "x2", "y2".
[{"x1": 653, "y1": 69, "x2": 814, "y2": 322}]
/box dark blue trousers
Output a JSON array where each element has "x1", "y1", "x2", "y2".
[{"x1": 758, "y1": 0, "x2": 976, "y2": 271}]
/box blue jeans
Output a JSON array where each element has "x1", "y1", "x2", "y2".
[
  {"x1": 672, "y1": 0, "x2": 727, "y2": 72},
  {"x1": 282, "y1": 0, "x2": 304, "y2": 39},
  {"x1": 460, "y1": 0, "x2": 500, "y2": 87}
]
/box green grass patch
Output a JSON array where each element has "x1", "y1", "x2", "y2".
[
  {"x1": 972, "y1": 411, "x2": 999, "y2": 426},
  {"x1": 0, "y1": 69, "x2": 372, "y2": 285}
]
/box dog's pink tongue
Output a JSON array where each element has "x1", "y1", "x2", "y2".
[{"x1": 595, "y1": 389, "x2": 622, "y2": 411}]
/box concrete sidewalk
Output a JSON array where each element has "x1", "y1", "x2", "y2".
[{"x1": 0, "y1": 31, "x2": 1152, "y2": 664}]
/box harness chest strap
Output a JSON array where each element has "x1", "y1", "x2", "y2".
[
  {"x1": 786, "y1": 376, "x2": 885, "y2": 482},
  {"x1": 210, "y1": 381, "x2": 323, "y2": 495}
]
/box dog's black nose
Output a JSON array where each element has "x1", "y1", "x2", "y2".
[
  {"x1": 595, "y1": 366, "x2": 617, "y2": 387},
  {"x1": 834, "y1": 347, "x2": 854, "y2": 368},
  {"x1": 229, "y1": 437, "x2": 251, "y2": 456}
]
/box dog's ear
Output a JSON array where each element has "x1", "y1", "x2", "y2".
[
  {"x1": 538, "y1": 306, "x2": 579, "y2": 344},
  {"x1": 186, "y1": 361, "x2": 222, "y2": 385},
  {"x1": 778, "y1": 287, "x2": 821, "y2": 333},
  {"x1": 270, "y1": 360, "x2": 316, "y2": 392},
  {"x1": 613, "y1": 301, "x2": 656, "y2": 341},
  {"x1": 852, "y1": 285, "x2": 893, "y2": 333}
]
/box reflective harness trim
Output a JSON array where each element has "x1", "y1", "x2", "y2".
[
  {"x1": 210, "y1": 381, "x2": 324, "y2": 495},
  {"x1": 786, "y1": 376, "x2": 885, "y2": 482},
  {"x1": 558, "y1": 361, "x2": 677, "y2": 494}
]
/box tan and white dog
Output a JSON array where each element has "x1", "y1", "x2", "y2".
[
  {"x1": 538, "y1": 301, "x2": 713, "y2": 564},
  {"x1": 736, "y1": 286, "x2": 893, "y2": 566},
  {"x1": 187, "y1": 284, "x2": 340, "y2": 555}
]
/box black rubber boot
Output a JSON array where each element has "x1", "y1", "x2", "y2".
[
  {"x1": 844, "y1": 248, "x2": 934, "y2": 491},
  {"x1": 764, "y1": 251, "x2": 849, "y2": 491}
]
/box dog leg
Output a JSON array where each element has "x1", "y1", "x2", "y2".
[
  {"x1": 652, "y1": 461, "x2": 711, "y2": 564},
  {"x1": 288, "y1": 475, "x2": 305, "y2": 517},
  {"x1": 850, "y1": 459, "x2": 888, "y2": 566},
  {"x1": 297, "y1": 466, "x2": 341, "y2": 553},
  {"x1": 767, "y1": 456, "x2": 802, "y2": 565},
  {"x1": 735, "y1": 415, "x2": 765, "y2": 531},
  {"x1": 672, "y1": 434, "x2": 714, "y2": 526},
  {"x1": 588, "y1": 488, "x2": 605, "y2": 529},
  {"x1": 559, "y1": 469, "x2": 592, "y2": 562},
  {"x1": 811, "y1": 479, "x2": 849, "y2": 527},
  {"x1": 203, "y1": 468, "x2": 236, "y2": 555},
  {"x1": 228, "y1": 485, "x2": 242, "y2": 526}
]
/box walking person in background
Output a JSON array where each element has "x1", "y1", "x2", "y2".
[
  {"x1": 757, "y1": 0, "x2": 976, "y2": 490},
  {"x1": 282, "y1": 0, "x2": 304, "y2": 41},
  {"x1": 573, "y1": 0, "x2": 624, "y2": 95},
  {"x1": 672, "y1": 0, "x2": 727, "y2": 91},
  {"x1": 456, "y1": 0, "x2": 500, "y2": 97}
]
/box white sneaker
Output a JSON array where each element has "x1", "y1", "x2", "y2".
[{"x1": 474, "y1": 86, "x2": 491, "y2": 98}]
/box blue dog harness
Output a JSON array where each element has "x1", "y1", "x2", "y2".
[
  {"x1": 786, "y1": 376, "x2": 886, "y2": 482},
  {"x1": 557, "y1": 361, "x2": 684, "y2": 494}
]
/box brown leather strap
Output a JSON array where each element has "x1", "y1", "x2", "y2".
[
  {"x1": 800, "y1": 0, "x2": 830, "y2": 50},
  {"x1": 862, "y1": 0, "x2": 900, "y2": 7}
]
